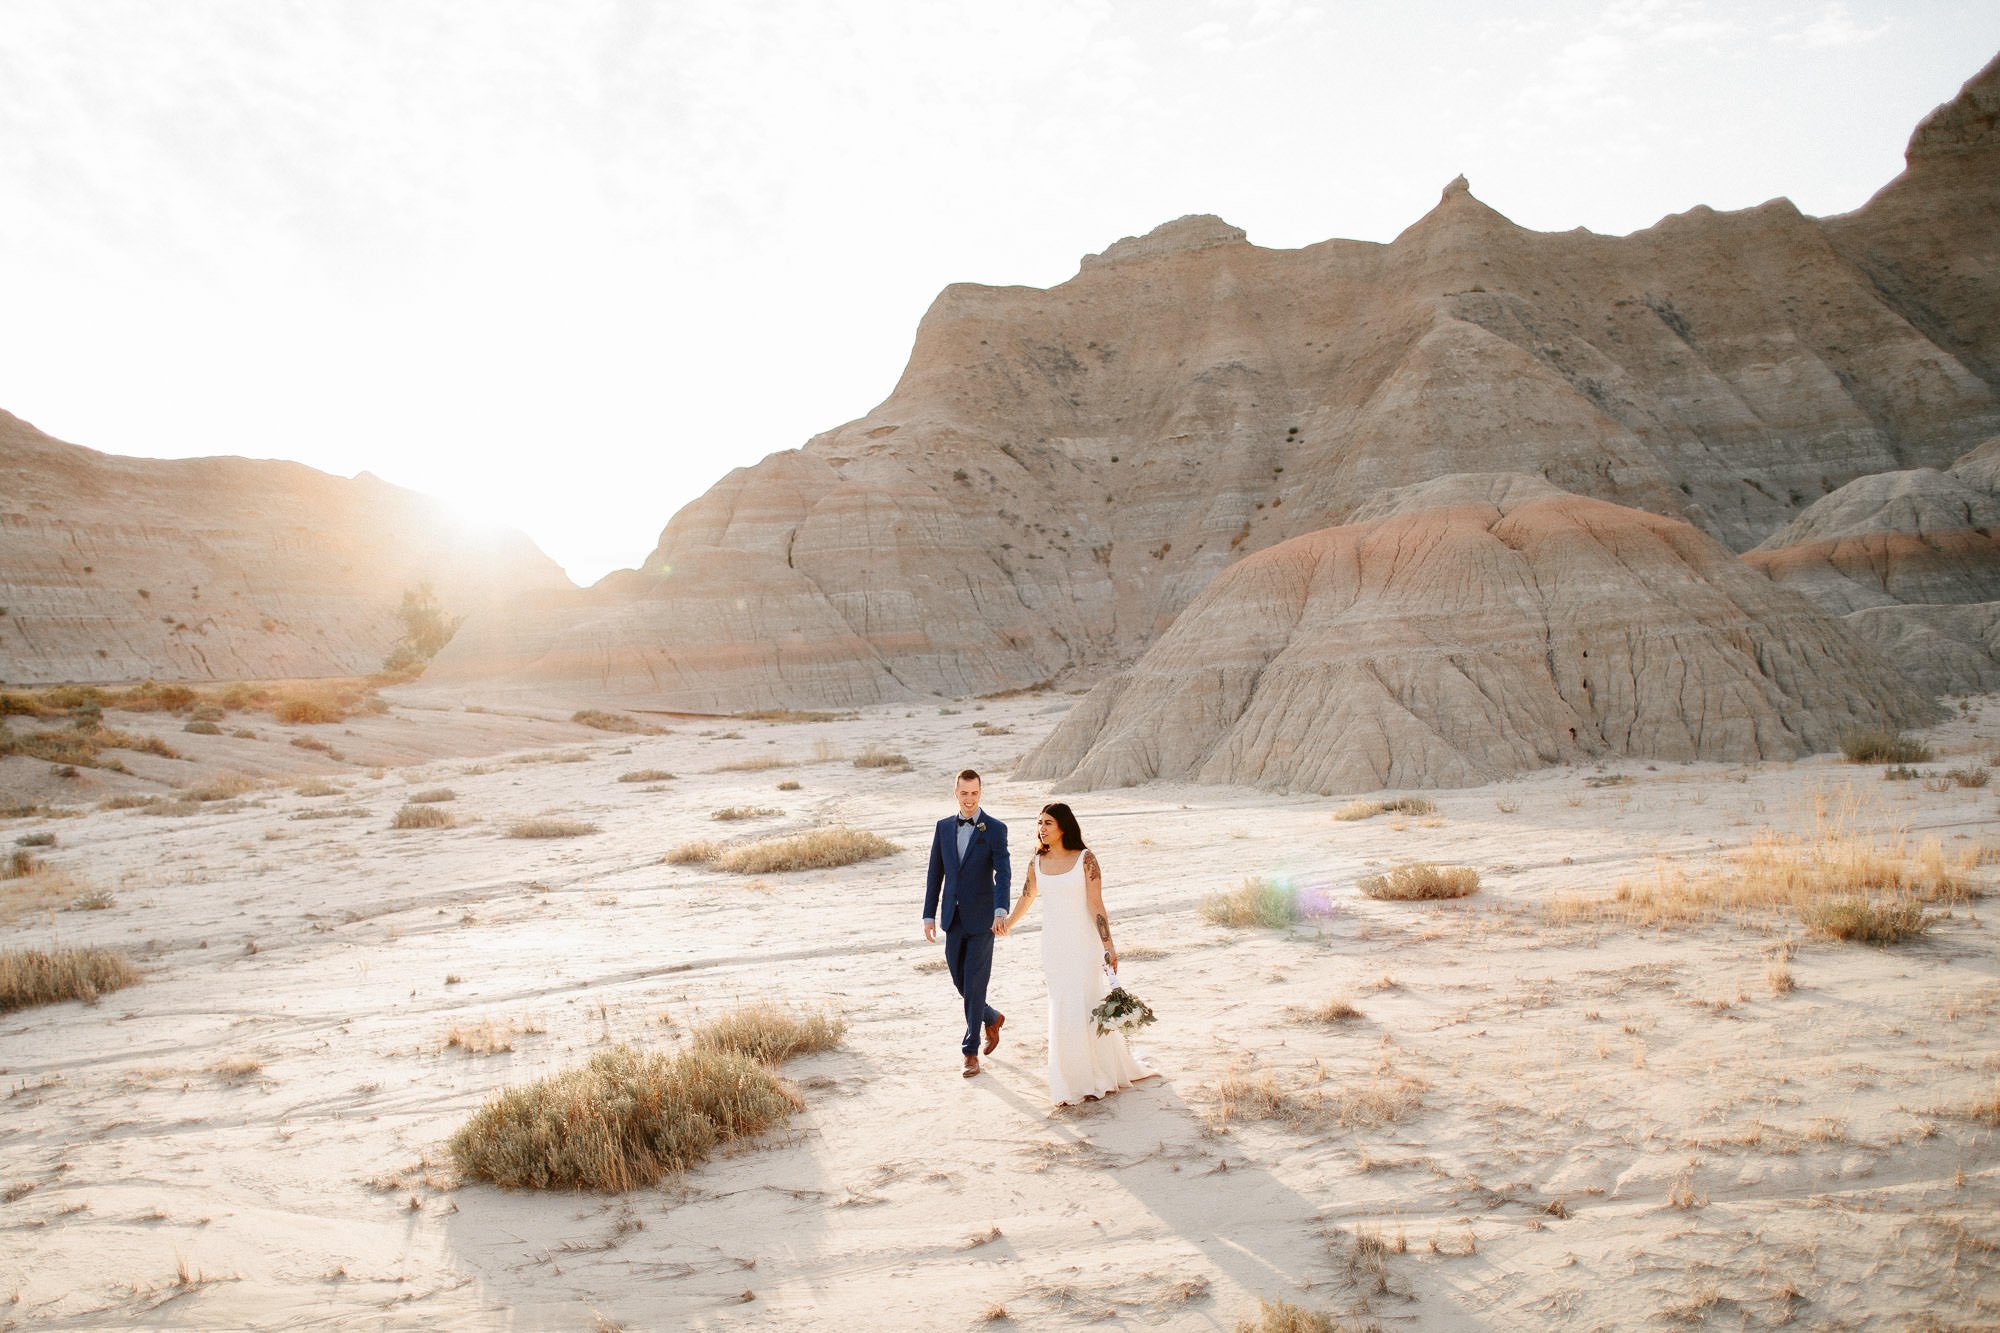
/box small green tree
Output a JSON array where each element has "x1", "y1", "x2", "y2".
[{"x1": 383, "y1": 583, "x2": 464, "y2": 672}]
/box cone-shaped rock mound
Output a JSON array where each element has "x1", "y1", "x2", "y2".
[{"x1": 1016, "y1": 477, "x2": 1935, "y2": 793}]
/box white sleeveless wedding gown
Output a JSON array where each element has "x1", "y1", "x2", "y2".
[{"x1": 1036, "y1": 852, "x2": 1157, "y2": 1107}]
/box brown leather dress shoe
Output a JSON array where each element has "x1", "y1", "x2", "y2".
[
  {"x1": 983, "y1": 1012, "x2": 1005, "y2": 1055},
  {"x1": 962, "y1": 1053, "x2": 981, "y2": 1078}
]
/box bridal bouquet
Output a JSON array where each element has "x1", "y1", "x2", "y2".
[{"x1": 1091, "y1": 966, "x2": 1158, "y2": 1037}]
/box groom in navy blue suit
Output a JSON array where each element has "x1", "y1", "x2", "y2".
[{"x1": 924, "y1": 769, "x2": 1010, "y2": 1077}]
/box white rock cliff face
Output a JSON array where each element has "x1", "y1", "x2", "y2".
[
  {"x1": 0, "y1": 411, "x2": 571, "y2": 685},
  {"x1": 431, "y1": 55, "x2": 2000, "y2": 722}
]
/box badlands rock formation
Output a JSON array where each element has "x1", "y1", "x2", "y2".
[
  {"x1": 1746, "y1": 438, "x2": 2000, "y2": 694},
  {"x1": 1015, "y1": 477, "x2": 1934, "y2": 793},
  {"x1": 434, "y1": 54, "x2": 2000, "y2": 726},
  {"x1": 0, "y1": 410, "x2": 571, "y2": 684}
]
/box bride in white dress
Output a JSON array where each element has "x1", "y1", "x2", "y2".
[{"x1": 1000, "y1": 803, "x2": 1157, "y2": 1107}]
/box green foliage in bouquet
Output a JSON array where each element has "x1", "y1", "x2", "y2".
[{"x1": 1091, "y1": 984, "x2": 1158, "y2": 1037}]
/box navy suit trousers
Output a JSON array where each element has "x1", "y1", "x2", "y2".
[{"x1": 943, "y1": 924, "x2": 999, "y2": 1056}]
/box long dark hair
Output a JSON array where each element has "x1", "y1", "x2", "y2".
[{"x1": 1040, "y1": 802, "x2": 1086, "y2": 852}]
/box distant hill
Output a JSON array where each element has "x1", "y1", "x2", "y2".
[{"x1": 0, "y1": 409, "x2": 572, "y2": 684}]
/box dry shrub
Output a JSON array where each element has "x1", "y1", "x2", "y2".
[
  {"x1": 445, "y1": 1017, "x2": 542, "y2": 1055},
  {"x1": 690, "y1": 1004, "x2": 845, "y2": 1065},
  {"x1": 1357, "y1": 864, "x2": 1479, "y2": 901},
  {"x1": 618, "y1": 769, "x2": 675, "y2": 784},
  {"x1": 1547, "y1": 796, "x2": 1972, "y2": 933},
  {"x1": 273, "y1": 697, "x2": 345, "y2": 725},
  {"x1": 776, "y1": 779, "x2": 801, "y2": 791},
  {"x1": 572, "y1": 709, "x2": 659, "y2": 734},
  {"x1": 1302, "y1": 997, "x2": 1362, "y2": 1025},
  {"x1": 100, "y1": 794, "x2": 160, "y2": 811},
  {"x1": 1801, "y1": 896, "x2": 1932, "y2": 945},
  {"x1": 712, "y1": 806, "x2": 780, "y2": 822},
  {"x1": 714, "y1": 755, "x2": 789, "y2": 772},
  {"x1": 0, "y1": 864, "x2": 93, "y2": 924},
  {"x1": 449, "y1": 1045, "x2": 802, "y2": 1191},
  {"x1": 664, "y1": 840, "x2": 721, "y2": 865},
  {"x1": 1199, "y1": 877, "x2": 1300, "y2": 929},
  {"x1": 0, "y1": 723, "x2": 178, "y2": 770},
  {"x1": 393, "y1": 804, "x2": 455, "y2": 830},
  {"x1": 1334, "y1": 795, "x2": 1434, "y2": 822},
  {"x1": 853, "y1": 748, "x2": 911, "y2": 769},
  {"x1": 713, "y1": 828, "x2": 896, "y2": 874},
  {"x1": 1946, "y1": 766, "x2": 1991, "y2": 789},
  {"x1": 182, "y1": 719, "x2": 223, "y2": 735},
  {"x1": 1232, "y1": 1299, "x2": 1343, "y2": 1333},
  {"x1": 294, "y1": 779, "x2": 342, "y2": 797},
  {"x1": 1840, "y1": 730, "x2": 1932, "y2": 764},
  {"x1": 734, "y1": 709, "x2": 856, "y2": 723},
  {"x1": 0, "y1": 947, "x2": 140, "y2": 1012},
  {"x1": 13, "y1": 832, "x2": 56, "y2": 848},
  {"x1": 1208, "y1": 1069, "x2": 1422, "y2": 1134},
  {"x1": 507, "y1": 818, "x2": 599, "y2": 839},
  {"x1": 183, "y1": 774, "x2": 259, "y2": 803},
  {"x1": 406, "y1": 787, "x2": 456, "y2": 803}
]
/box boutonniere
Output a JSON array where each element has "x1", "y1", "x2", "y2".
[{"x1": 975, "y1": 822, "x2": 987, "y2": 833}]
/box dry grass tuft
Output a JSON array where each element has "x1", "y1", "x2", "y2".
[
  {"x1": 1357, "y1": 863, "x2": 1479, "y2": 901},
  {"x1": 734, "y1": 709, "x2": 856, "y2": 723},
  {"x1": 618, "y1": 769, "x2": 675, "y2": 784},
  {"x1": 712, "y1": 828, "x2": 896, "y2": 875},
  {"x1": 1301, "y1": 996, "x2": 1363, "y2": 1025},
  {"x1": 209, "y1": 1056, "x2": 264, "y2": 1082},
  {"x1": 0, "y1": 946, "x2": 140, "y2": 1012},
  {"x1": 572, "y1": 709, "x2": 660, "y2": 734},
  {"x1": 1945, "y1": 766, "x2": 1990, "y2": 789},
  {"x1": 1801, "y1": 895, "x2": 1933, "y2": 944},
  {"x1": 507, "y1": 818, "x2": 599, "y2": 839},
  {"x1": 406, "y1": 787, "x2": 456, "y2": 803},
  {"x1": 445, "y1": 1017, "x2": 544, "y2": 1055},
  {"x1": 1840, "y1": 730, "x2": 1932, "y2": 764},
  {"x1": 853, "y1": 748, "x2": 912, "y2": 770},
  {"x1": 714, "y1": 755, "x2": 790, "y2": 772},
  {"x1": 664, "y1": 840, "x2": 721, "y2": 866},
  {"x1": 1334, "y1": 795, "x2": 1435, "y2": 822},
  {"x1": 1547, "y1": 797, "x2": 1972, "y2": 934},
  {"x1": 1207, "y1": 1068, "x2": 1423, "y2": 1134},
  {"x1": 1199, "y1": 877, "x2": 1300, "y2": 928},
  {"x1": 689, "y1": 1004, "x2": 845, "y2": 1065},
  {"x1": 294, "y1": 779, "x2": 343, "y2": 797},
  {"x1": 393, "y1": 803, "x2": 456, "y2": 830},
  {"x1": 1234, "y1": 1298, "x2": 1343, "y2": 1332},
  {"x1": 712, "y1": 806, "x2": 781, "y2": 822},
  {"x1": 450, "y1": 1045, "x2": 802, "y2": 1191},
  {"x1": 1, "y1": 864, "x2": 97, "y2": 924}
]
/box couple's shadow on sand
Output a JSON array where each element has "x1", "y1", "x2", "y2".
[{"x1": 968, "y1": 1059, "x2": 1338, "y2": 1310}]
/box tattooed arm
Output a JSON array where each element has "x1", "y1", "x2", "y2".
[
  {"x1": 1003, "y1": 859, "x2": 1038, "y2": 935},
  {"x1": 1082, "y1": 849, "x2": 1116, "y2": 970}
]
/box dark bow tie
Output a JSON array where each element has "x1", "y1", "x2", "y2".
[{"x1": 957, "y1": 816, "x2": 975, "y2": 826}]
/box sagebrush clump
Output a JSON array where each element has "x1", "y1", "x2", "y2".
[{"x1": 1200, "y1": 877, "x2": 1301, "y2": 928}]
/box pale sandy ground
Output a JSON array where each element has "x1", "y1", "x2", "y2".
[{"x1": 1, "y1": 691, "x2": 1997, "y2": 1330}]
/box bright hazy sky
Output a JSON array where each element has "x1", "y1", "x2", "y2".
[{"x1": 2, "y1": 2, "x2": 1996, "y2": 585}]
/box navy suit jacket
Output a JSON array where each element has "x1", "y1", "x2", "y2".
[{"x1": 924, "y1": 811, "x2": 1010, "y2": 933}]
